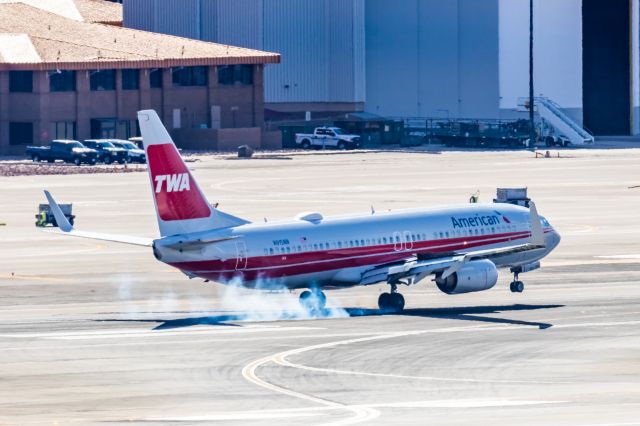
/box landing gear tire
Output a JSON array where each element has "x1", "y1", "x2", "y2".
[
  {"x1": 299, "y1": 289, "x2": 326, "y2": 313},
  {"x1": 378, "y1": 292, "x2": 405, "y2": 312},
  {"x1": 510, "y1": 281, "x2": 524, "y2": 293}
]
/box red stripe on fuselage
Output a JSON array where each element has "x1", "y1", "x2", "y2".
[{"x1": 169, "y1": 230, "x2": 544, "y2": 283}]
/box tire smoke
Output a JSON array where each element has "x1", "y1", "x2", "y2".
[{"x1": 218, "y1": 277, "x2": 350, "y2": 322}]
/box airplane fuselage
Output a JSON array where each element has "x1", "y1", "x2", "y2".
[{"x1": 153, "y1": 203, "x2": 561, "y2": 290}]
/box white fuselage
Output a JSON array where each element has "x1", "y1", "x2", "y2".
[{"x1": 154, "y1": 203, "x2": 560, "y2": 290}]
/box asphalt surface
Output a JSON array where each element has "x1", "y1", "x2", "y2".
[{"x1": 1, "y1": 147, "x2": 640, "y2": 425}]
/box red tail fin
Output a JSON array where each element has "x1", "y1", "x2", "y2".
[
  {"x1": 147, "y1": 143, "x2": 210, "y2": 222},
  {"x1": 138, "y1": 110, "x2": 248, "y2": 236}
]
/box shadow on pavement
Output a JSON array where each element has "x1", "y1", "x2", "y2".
[
  {"x1": 346, "y1": 303, "x2": 563, "y2": 329},
  {"x1": 97, "y1": 303, "x2": 562, "y2": 331}
]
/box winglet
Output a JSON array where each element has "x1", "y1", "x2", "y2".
[
  {"x1": 528, "y1": 201, "x2": 545, "y2": 247},
  {"x1": 44, "y1": 190, "x2": 73, "y2": 232}
]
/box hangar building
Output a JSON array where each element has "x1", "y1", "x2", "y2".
[{"x1": 124, "y1": 0, "x2": 640, "y2": 136}]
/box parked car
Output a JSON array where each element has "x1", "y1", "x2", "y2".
[
  {"x1": 128, "y1": 136, "x2": 143, "y2": 148},
  {"x1": 295, "y1": 127, "x2": 361, "y2": 150},
  {"x1": 83, "y1": 139, "x2": 129, "y2": 164},
  {"x1": 26, "y1": 140, "x2": 98, "y2": 165},
  {"x1": 111, "y1": 140, "x2": 146, "y2": 163}
]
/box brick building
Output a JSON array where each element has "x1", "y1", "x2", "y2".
[{"x1": 0, "y1": 1, "x2": 280, "y2": 155}]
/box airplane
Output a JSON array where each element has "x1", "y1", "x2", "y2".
[{"x1": 43, "y1": 109, "x2": 561, "y2": 313}]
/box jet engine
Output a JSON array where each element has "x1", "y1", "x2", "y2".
[{"x1": 435, "y1": 259, "x2": 498, "y2": 295}]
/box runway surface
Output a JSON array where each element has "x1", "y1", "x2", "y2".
[{"x1": 1, "y1": 147, "x2": 640, "y2": 425}]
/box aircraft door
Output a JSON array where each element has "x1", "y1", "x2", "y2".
[
  {"x1": 403, "y1": 231, "x2": 413, "y2": 250},
  {"x1": 235, "y1": 240, "x2": 248, "y2": 270},
  {"x1": 393, "y1": 232, "x2": 402, "y2": 251}
]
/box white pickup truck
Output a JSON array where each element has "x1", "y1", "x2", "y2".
[{"x1": 295, "y1": 127, "x2": 361, "y2": 150}]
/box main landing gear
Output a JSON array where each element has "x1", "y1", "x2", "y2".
[
  {"x1": 510, "y1": 270, "x2": 525, "y2": 293},
  {"x1": 378, "y1": 283, "x2": 405, "y2": 313},
  {"x1": 299, "y1": 288, "x2": 327, "y2": 313}
]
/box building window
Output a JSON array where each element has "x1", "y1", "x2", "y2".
[
  {"x1": 149, "y1": 68, "x2": 163, "y2": 88},
  {"x1": 172, "y1": 66, "x2": 207, "y2": 87},
  {"x1": 90, "y1": 118, "x2": 137, "y2": 139},
  {"x1": 9, "y1": 122, "x2": 33, "y2": 145},
  {"x1": 50, "y1": 121, "x2": 76, "y2": 140},
  {"x1": 121, "y1": 69, "x2": 139, "y2": 90},
  {"x1": 9, "y1": 71, "x2": 33, "y2": 92},
  {"x1": 90, "y1": 70, "x2": 116, "y2": 91},
  {"x1": 218, "y1": 64, "x2": 253, "y2": 85},
  {"x1": 49, "y1": 70, "x2": 76, "y2": 92}
]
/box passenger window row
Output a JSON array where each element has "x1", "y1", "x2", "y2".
[
  {"x1": 263, "y1": 232, "x2": 425, "y2": 256},
  {"x1": 260, "y1": 224, "x2": 520, "y2": 256}
]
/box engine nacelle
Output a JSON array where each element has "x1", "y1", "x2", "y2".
[{"x1": 435, "y1": 259, "x2": 498, "y2": 295}]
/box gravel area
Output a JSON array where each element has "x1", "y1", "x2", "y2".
[{"x1": 0, "y1": 161, "x2": 147, "y2": 177}]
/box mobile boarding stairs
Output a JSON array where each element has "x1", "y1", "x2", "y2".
[{"x1": 534, "y1": 97, "x2": 595, "y2": 146}]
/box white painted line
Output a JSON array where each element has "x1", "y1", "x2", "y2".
[
  {"x1": 146, "y1": 408, "x2": 324, "y2": 421},
  {"x1": 242, "y1": 349, "x2": 381, "y2": 426},
  {"x1": 371, "y1": 399, "x2": 564, "y2": 409},
  {"x1": 144, "y1": 399, "x2": 566, "y2": 422},
  {"x1": 242, "y1": 318, "x2": 640, "y2": 424},
  {"x1": 270, "y1": 320, "x2": 640, "y2": 386},
  {"x1": 274, "y1": 355, "x2": 568, "y2": 385},
  {"x1": 0, "y1": 326, "x2": 322, "y2": 340},
  {"x1": 271, "y1": 324, "x2": 571, "y2": 385},
  {"x1": 241, "y1": 326, "x2": 510, "y2": 425},
  {"x1": 575, "y1": 423, "x2": 640, "y2": 426},
  {"x1": 595, "y1": 254, "x2": 640, "y2": 259},
  {"x1": 552, "y1": 320, "x2": 640, "y2": 329}
]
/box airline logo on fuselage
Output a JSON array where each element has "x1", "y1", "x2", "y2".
[
  {"x1": 154, "y1": 173, "x2": 191, "y2": 193},
  {"x1": 451, "y1": 213, "x2": 502, "y2": 229}
]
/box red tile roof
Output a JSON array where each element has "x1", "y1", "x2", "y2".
[{"x1": 0, "y1": 3, "x2": 280, "y2": 70}]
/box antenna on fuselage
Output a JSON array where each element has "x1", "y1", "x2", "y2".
[{"x1": 371, "y1": 205, "x2": 375, "y2": 215}]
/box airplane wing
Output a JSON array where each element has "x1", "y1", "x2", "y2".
[
  {"x1": 42, "y1": 190, "x2": 154, "y2": 247},
  {"x1": 360, "y1": 201, "x2": 547, "y2": 286}
]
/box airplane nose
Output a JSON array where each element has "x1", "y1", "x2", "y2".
[{"x1": 547, "y1": 229, "x2": 561, "y2": 251}]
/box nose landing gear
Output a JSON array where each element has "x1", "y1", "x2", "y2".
[
  {"x1": 378, "y1": 283, "x2": 406, "y2": 312},
  {"x1": 510, "y1": 270, "x2": 525, "y2": 293}
]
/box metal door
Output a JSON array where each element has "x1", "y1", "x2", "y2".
[
  {"x1": 393, "y1": 232, "x2": 402, "y2": 251},
  {"x1": 403, "y1": 231, "x2": 413, "y2": 250},
  {"x1": 235, "y1": 240, "x2": 248, "y2": 270}
]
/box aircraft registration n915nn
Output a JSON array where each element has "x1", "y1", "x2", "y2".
[{"x1": 43, "y1": 110, "x2": 561, "y2": 313}]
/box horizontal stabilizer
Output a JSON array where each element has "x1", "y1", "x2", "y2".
[
  {"x1": 42, "y1": 190, "x2": 153, "y2": 247},
  {"x1": 42, "y1": 228, "x2": 153, "y2": 247}
]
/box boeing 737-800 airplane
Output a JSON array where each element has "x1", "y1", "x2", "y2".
[{"x1": 44, "y1": 110, "x2": 561, "y2": 312}]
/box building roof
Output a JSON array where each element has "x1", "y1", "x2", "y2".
[
  {"x1": 0, "y1": 3, "x2": 280, "y2": 71},
  {"x1": 74, "y1": 0, "x2": 123, "y2": 25},
  {"x1": 0, "y1": 0, "x2": 122, "y2": 24}
]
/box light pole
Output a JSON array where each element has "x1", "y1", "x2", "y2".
[{"x1": 529, "y1": 0, "x2": 535, "y2": 148}]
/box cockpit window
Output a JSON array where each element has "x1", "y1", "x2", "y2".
[{"x1": 540, "y1": 216, "x2": 550, "y2": 227}]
